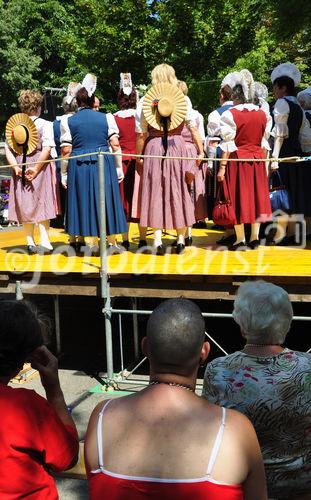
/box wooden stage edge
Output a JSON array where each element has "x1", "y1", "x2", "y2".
[
  {"x1": 0, "y1": 227, "x2": 311, "y2": 301},
  {"x1": 1, "y1": 272, "x2": 311, "y2": 302}
]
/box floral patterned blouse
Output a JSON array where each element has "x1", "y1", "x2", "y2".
[{"x1": 202, "y1": 349, "x2": 311, "y2": 498}]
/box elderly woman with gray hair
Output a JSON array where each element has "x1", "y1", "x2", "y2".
[{"x1": 202, "y1": 280, "x2": 311, "y2": 500}]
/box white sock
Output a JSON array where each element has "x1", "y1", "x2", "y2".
[
  {"x1": 153, "y1": 229, "x2": 162, "y2": 247},
  {"x1": 38, "y1": 221, "x2": 53, "y2": 249},
  {"x1": 250, "y1": 223, "x2": 260, "y2": 242},
  {"x1": 107, "y1": 235, "x2": 116, "y2": 246},
  {"x1": 177, "y1": 227, "x2": 186, "y2": 244},
  {"x1": 234, "y1": 224, "x2": 245, "y2": 244},
  {"x1": 186, "y1": 227, "x2": 192, "y2": 238},
  {"x1": 24, "y1": 223, "x2": 35, "y2": 247},
  {"x1": 85, "y1": 236, "x2": 99, "y2": 247}
]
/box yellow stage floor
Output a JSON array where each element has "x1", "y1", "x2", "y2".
[{"x1": 1, "y1": 224, "x2": 311, "y2": 278}]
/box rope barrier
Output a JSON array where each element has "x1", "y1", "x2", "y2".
[{"x1": 0, "y1": 149, "x2": 310, "y2": 171}]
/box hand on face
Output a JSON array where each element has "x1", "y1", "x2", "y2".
[{"x1": 29, "y1": 345, "x2": 60, "y2": 391}]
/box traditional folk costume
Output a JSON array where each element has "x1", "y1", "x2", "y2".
[
  {"x1": 271, "y1": 64, "x2": 311, "y2": 222},
  {"x1": 6, "y1": 113, "x2": 60, "y2": 253},
  {"x1": 60, "y1": 74, "x2": 127, "y2": 249},
  {"x1": 181, "y1": 110, "x2": 207, "y2": 221},
  {"x1": 220, "y1": 104, "x2": 272, "y2": 225},
  {"x1": 205, "y1": 73, "x2": 240, "y2": 220},
  {"x1": 136, "y1": 84, "x2": 197, "y2": 253},
  {"x1": 114, "y1": 74, "x2": 137, "y2": 223},
  {"x1": 219, "y1": 70, "x2": 272, "y2": 249},
  {"x1": 114, "y1": 109, "x2": 137, "y2": 221}
]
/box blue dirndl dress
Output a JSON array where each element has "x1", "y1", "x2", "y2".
[{"x1": 65, "y1": 108, "x2": 127, "y2": 237}]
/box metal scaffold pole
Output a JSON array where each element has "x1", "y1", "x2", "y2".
[{"x1": 98, "y1": 152, "x2": 114, "y2": 380}]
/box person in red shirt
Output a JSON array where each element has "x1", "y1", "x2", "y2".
[
  {"x1": 85, "y1": 298, "x2": 267, "y2": 500},
  {"x1": 0, "y1": 300, "x2": 78, "y2": 499}
]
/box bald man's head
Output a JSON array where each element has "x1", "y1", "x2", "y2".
[{"x1": 146, "y1": 298, "x2": 205, "y2": 375}]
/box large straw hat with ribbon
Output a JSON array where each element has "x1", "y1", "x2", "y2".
[
  {"x1": 143, "y1": 83, "x2": 187, "y2": 131},
  {"x1": 5, "y1": 113, "x2": 39, "y2": 185},
  {"x1": 6, "y1": 113, "x2": 38, "y2": 156}
]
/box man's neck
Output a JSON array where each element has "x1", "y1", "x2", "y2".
[{"x1": 149, "y1": 371, "x2": 197, "y2": 392}]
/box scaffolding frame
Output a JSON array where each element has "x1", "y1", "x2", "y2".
[{"x1": 11, "y1": 151, "x2": 311, "y2": 392}]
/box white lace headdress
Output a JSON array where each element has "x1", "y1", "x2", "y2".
[
  {"x1": 66, "y1": 73, "x2": 97, "y2": 103},
  {"x1": 254, "y1": 81, "x2": 268, "y2": 100},
  {"x1": 271, "y1": 63, "x2": 301, "y2": 86},
  {"x1": 239, "y1": 69, "x2": 255, "y2": 102},
  {"x1": 297, "y1": 87, "x2": 311, "y2": 109},
  {"x1": 221, "y1": 71, "x2": 241, "y2": 90},
  {"x1": 120, "y1": 73, "x2": 133, "y2": 96}
]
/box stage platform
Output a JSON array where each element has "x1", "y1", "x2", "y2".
[{"x1": 0, "y1": 224, "x2": 311, "y2": 301}]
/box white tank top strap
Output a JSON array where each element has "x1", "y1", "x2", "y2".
[
  {"x1": 206, "y1": 407, "x2": 226, "y2": 477},
  {"x1": 97, "y1": 399, "x2": 113, "y2": 469}
]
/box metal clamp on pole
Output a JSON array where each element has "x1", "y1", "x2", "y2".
[
  {"x1": 15, "y1": 281, "x2": 23, "y2": 301},
  {"x1": 98, "y1": 151, "x2": 114, "y2": 380}
]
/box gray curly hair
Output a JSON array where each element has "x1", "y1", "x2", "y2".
[{"x1": 233, "y1": 281, "x2": 293, "y2": 345}]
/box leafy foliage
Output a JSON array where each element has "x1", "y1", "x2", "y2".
[{"x1": 0, "y1": 0, "x2": 310, "y2": 127}]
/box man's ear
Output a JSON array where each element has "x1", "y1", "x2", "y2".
[
  {"x1": 141, "y1": 337, "x2": 148, "y2": 357},
  {"x1": 200, "y1": 341, "x2": 210, "y2": 364}
]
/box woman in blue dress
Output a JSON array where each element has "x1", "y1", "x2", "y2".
[{"x1": 60, "y1": 81, "x2": 127, "y2": 255}]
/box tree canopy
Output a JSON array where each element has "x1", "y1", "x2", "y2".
[{"x1": 0, "y1": 0, "x2": 310, "y2": 127}]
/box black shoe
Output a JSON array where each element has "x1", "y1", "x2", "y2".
[
  {"x1": 229, "y1": 241, "x2": 248, "y2": 251},
  {"x1": 27, "y1": 245, "x2": 37, "y2": 255},
  {"x1": 265, "y1": 239, "x2": 276, "y2": 246},
  {"x1": 138, "y1": 239, "x2": 147, "y2": 249},
  {"x1": 176, "y1": 243, "x2": 185, "y2": 254},
  {"x1": 155, "y1": 245, "x2": 165, "y2": 256},
  {"x1": 193, "y1": 221, "x2": 207, "y2": 229},
  {"x1": 120, "y1": 240, "x2": 130, "y2": 251},
  {"x1": 37, "y1": 245, "x2": 53, "y2": 255},
  {"x1": 248, "y1": 239, "x2": 260, "y2": 250},
  {"x1": 275, "y1": 235, "x2": 301, "y2": 247},
  {"x1": 76, "y1": 241, "x2": 85, "y2": 250},
  {"x1": 216, "y1": 234, "x2": 235, "y2": 246},
  {"x1": 185, "y1": 236, "x2": 193, "y2": 246}
]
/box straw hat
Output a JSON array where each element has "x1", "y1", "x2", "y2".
[
  {"x1": 6, "y1": 113, "x2": 38, "y2": 155},
  {"x1": 143, "y1": 83, "x2": 187, "y2": 131}
]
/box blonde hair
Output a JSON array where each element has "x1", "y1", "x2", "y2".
[
  {"x1": 177, "y1": 80, "x2": 188, "y2": 95},
  {"x1": 18, "y1": 90, "x2": 43, "y2": 115},
  {"x1": 151, "y1": 64, "x2": 178, "y2": 86}
]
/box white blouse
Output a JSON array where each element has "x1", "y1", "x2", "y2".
[
  {"x1": 114, "y1": 109, "x2": 136, "y2": 118},
  {"x1": 193, "y1": 110, "x2": 205, "y2": 142},
  {"x1": 220, "y1": 103, "x2": 272, "y2": 152},
  {"x1": 60, "y1": 111, "x2": 119, "y2": 147},
  {"x1": 135, "y1": 94, "x2": 196, "y2": 133},
  {"x1": 206, "y1": 101, "x2": 233, "y2": 141},
  {"x1": 32, "y1": 117, "x2": 55, "y2": 149},
  {"x1": 272, "y1": 97, "x2": 311, "y2": 152}
]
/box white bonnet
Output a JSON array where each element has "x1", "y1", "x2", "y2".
[
  {"x1": 254, "y1": 81, "x2": 268, "y2": 100},
  {"x1": 120, "y1": 73, "x2": 133, "y2": 96},
  {"x1": 221, "y1": 71, "x2": 241, "y2": 90},
  {"x1": 297, "y1": 87, "x2": 311, "y2": 109},
  {"x1": 239, "y1": 69, "x2": 255, "y2": 102},
  {"x1": 66, "y1": 73, "x2": 97, "y2": 103},
  {"x1": 271, "y1": 62, "x2": 301, "y2": 86}
]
